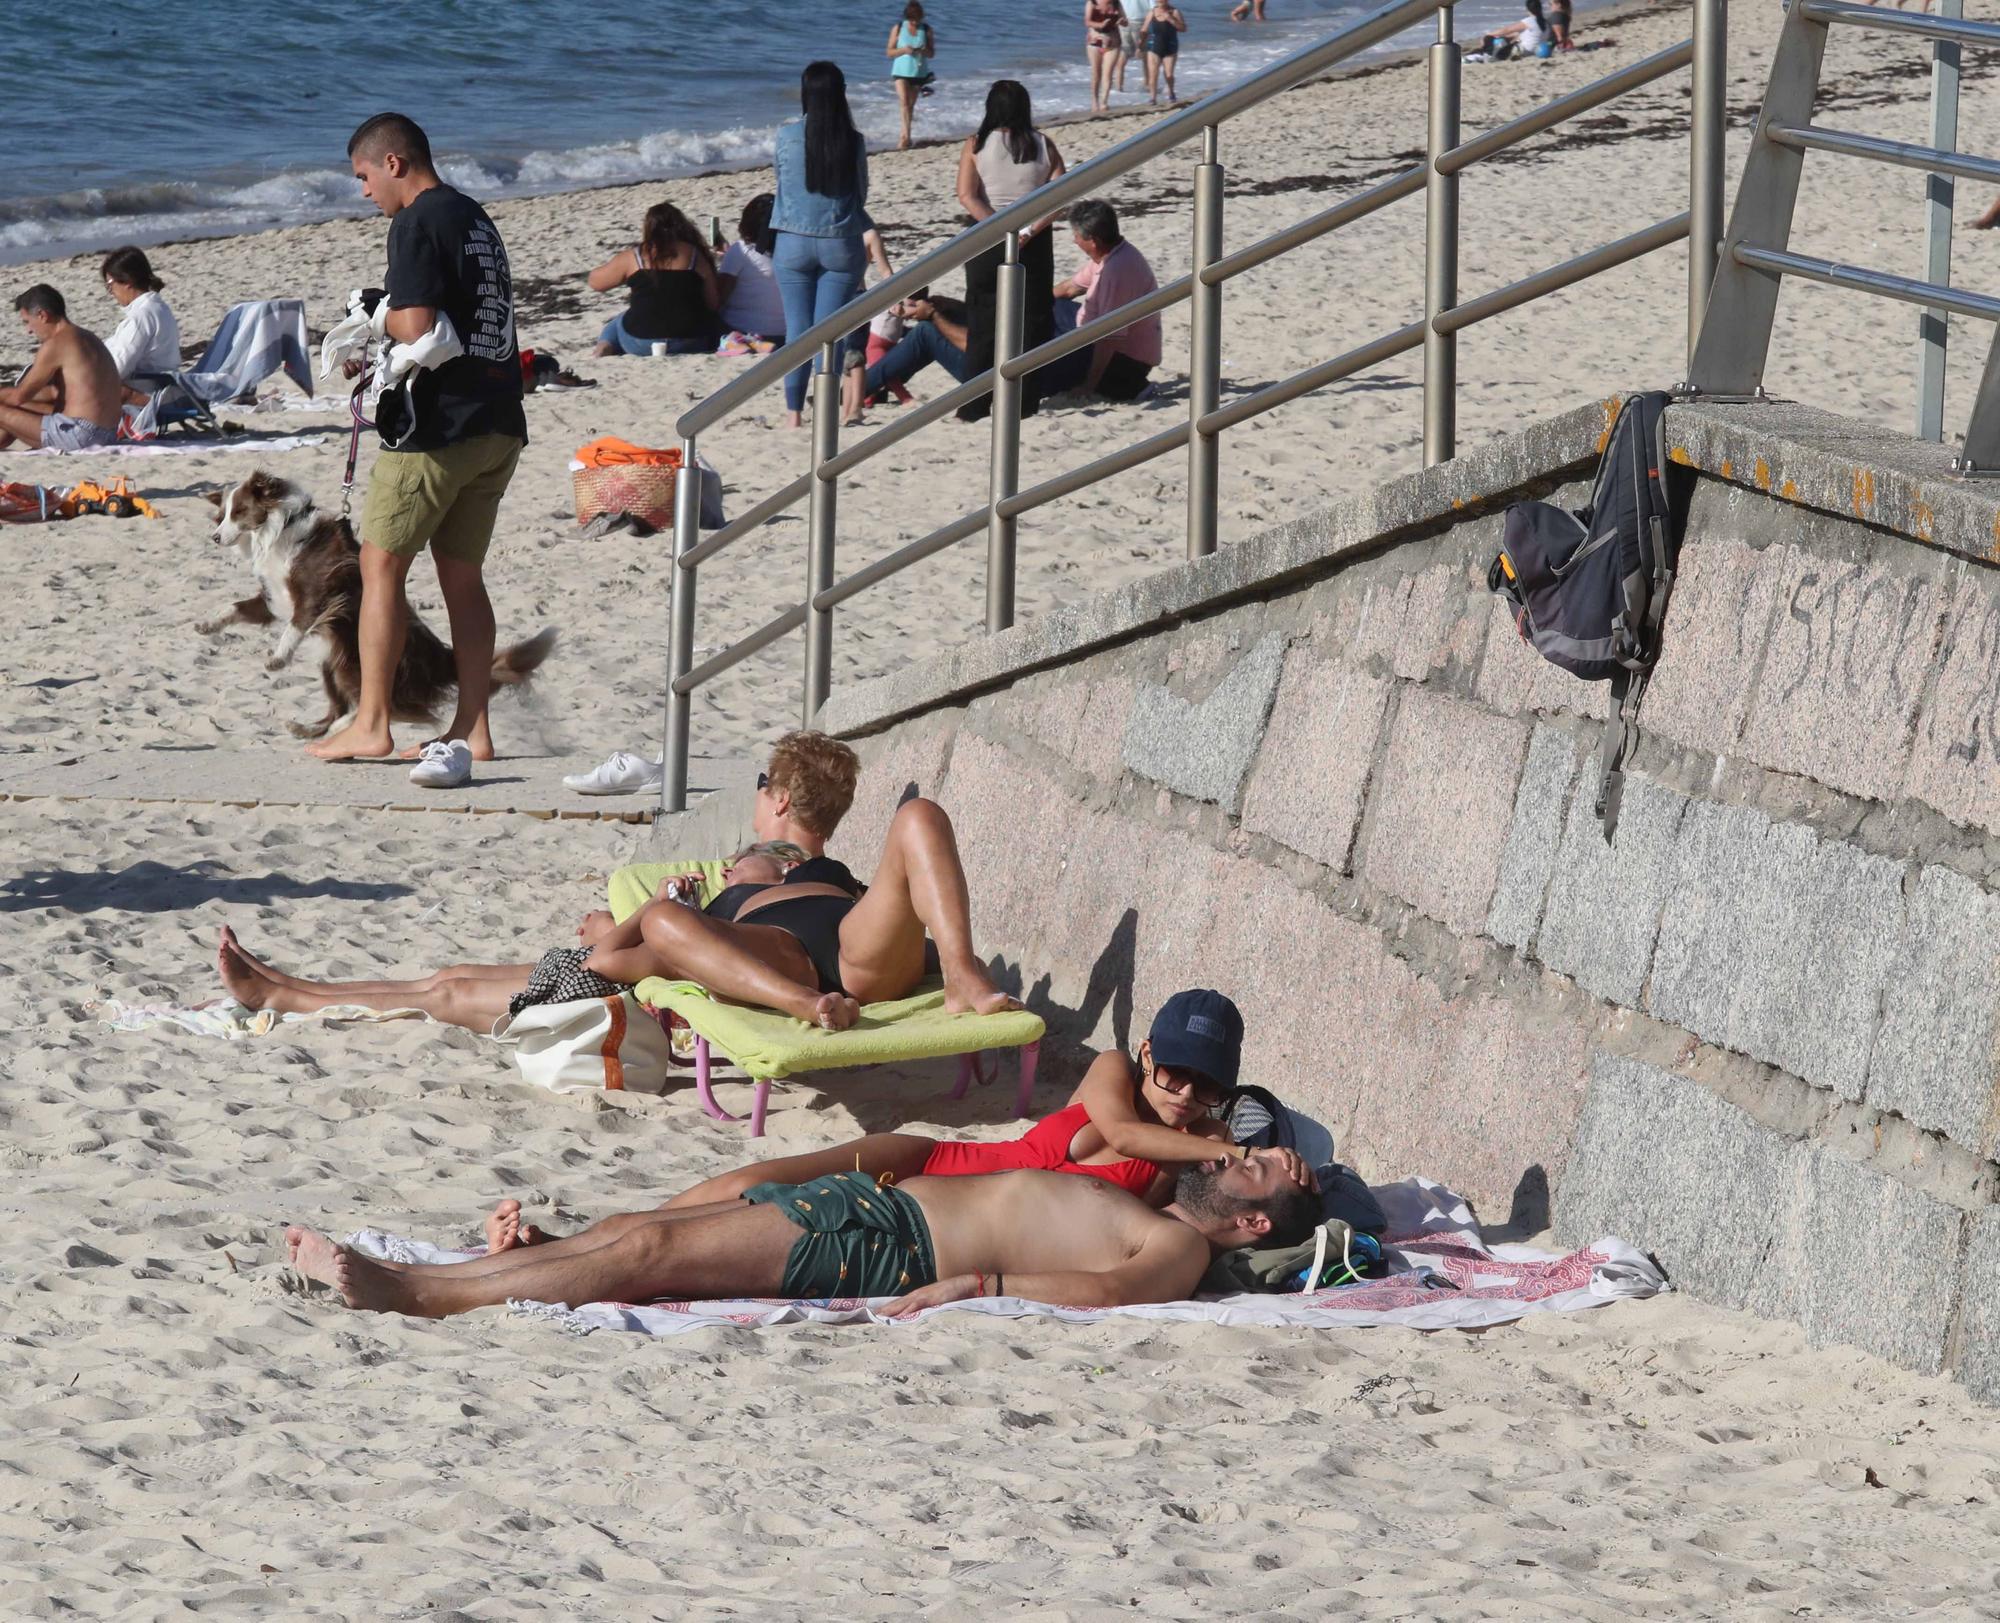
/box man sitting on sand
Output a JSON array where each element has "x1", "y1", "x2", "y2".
[
  {"x1": 0, "y1": 285, "x2": 124, "y2": 451},
  {"x1": 1040, "y1": 199, "x2": 1161, "y2": 403},
  {"x1": 285, "y1": 1149, "x2": 1320, "y2": 1319},
  {"x1": 839, "y1": 292, "x2": 973, "y2": 419}
]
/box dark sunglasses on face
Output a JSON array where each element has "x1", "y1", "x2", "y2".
[
  {"x1": 1154, "y1": 1067, "x2": 1230, "y2": 1108},
  {"x1": 757, "y1": 772, "x2": 768, "y2": 790}
]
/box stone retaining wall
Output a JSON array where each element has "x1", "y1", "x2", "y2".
[{"x1": 803, "y1": 398, "x2": 2000, "y2": 1401}]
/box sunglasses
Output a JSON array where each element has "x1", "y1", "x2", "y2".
[
  {"x1": 1152, "y1": 1066, "x2": 1230, "y2": 1108},
  {"x1": 756, "y1": 771, "x2": 768, "y2": 790}
]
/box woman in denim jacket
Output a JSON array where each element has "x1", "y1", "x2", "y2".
[{"x1": 771, "y1": 61, "x2": 893, "y2": 426}]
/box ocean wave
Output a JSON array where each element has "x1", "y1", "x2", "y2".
[{"x1": 0, "y1": 8, "x2": 1456, "y2": 265}]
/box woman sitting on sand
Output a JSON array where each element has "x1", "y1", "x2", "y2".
[
  {"x1": 587, "y1": 202, "x2": 723, "y2": 357},
  {"x1": 100, "y1": 246, "x2": 181, "y2": 404},
  {"x1": 716, "y1": 194, "x2": 787, "y2": 345},
  {"x1": 217, "y1": 731, "x2": 1018, "y2": 1035},
  {"x1": 479, "y1": 989, "x2": 1319, "y2": 1252}
]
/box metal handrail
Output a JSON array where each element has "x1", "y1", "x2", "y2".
[
  {"x1": 1733, "y1": 244, "x2": 2000, "y2": 324},
  {"x1": 1766, "y1": 123, "x2": 2000, "y2": 188},
  {"x1": 1799, "y1": 0, "x2": 2000, "y2": 47},
  {"x1": 1201, "y1": 165, "x2": 1426, "y2": 286},
  {"x1": 659, "y1": 0, "x2": 1731, "y2": 810},
  {"x1": 1436, "y1": 39, "x2": 1695, "y2": 176},
  {"x1": 1687, "y1": 0, "x2": 2000, "y2": 472},
  {"x1": 1434, "y1": 213, "x2": 1692, "y2": 335}
]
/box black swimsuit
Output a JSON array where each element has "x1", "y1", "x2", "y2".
[{"x1": 704, "y1": 857, "x2": 865, "y2": 996}]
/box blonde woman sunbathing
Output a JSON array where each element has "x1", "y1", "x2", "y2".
[{"x1": 216, "y1": 730, "x2": 1019, "y2": 1035}]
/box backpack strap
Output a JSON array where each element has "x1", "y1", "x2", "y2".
[
  {"x1": 1640, "y1": 400, "x2": 1677, "y2": 656},
  {"x1": 1595, "y1": 666, "x2": 1644, "y2": 841}
]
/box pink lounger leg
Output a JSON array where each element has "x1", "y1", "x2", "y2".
[
  {"x1": 950, "y1": 1042, "x2": 1038, "y2": 1117},
  {"x1": 691, "y1": 1036, "x2": 773, "y2": 1134}
]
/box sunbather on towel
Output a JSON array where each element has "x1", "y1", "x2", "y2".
[
  {"x1": 479, "y1": 988, "x2": 1314, "y2": 1252},
  {"x1": 216, "y1": 729, "x2": 1020, "y2": 1035},
  {"x1": 284, "y1": 1147, "x2": 1322, "y2": 1318}
]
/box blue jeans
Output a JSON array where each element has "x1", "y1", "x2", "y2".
[
  {"x1": 1037, "y1": 299, "x2": 1092, "y2": 395},
  {"x1": 1034, "y1": 298, "x2": 1155, "y2": 401},
  {"x1": 774, "y1": 231, "x2": 869, "y2": 412},
  {"x1": 598, "y1": 313, "x2": 714, "y2": 356},
  {"x1": 864, "y1": 320, "x2": 968, "y2": 398}
]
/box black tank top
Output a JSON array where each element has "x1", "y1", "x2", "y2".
[{"x1": 623, "y1": 266, "x2": 717, "y2": 341}]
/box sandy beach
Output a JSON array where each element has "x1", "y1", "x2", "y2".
[{"x1": 6, "y1": 3, "x2": 2000, "y2": 1613}]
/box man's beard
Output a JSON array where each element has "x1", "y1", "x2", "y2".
[{"x1": 1172, "y1": 1162, "x2": 1234, "y2": 1221}]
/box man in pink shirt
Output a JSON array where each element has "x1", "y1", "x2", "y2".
[{"x1": 1042, "y1": 199, "x2": 1161, "y2": 401}]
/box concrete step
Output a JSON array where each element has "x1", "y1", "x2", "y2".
[{"x1": 0, "y1": 745, "x2": 737, "y2": 824}]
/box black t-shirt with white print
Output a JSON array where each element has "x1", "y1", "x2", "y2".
[{"x1": 379, "y1": 184, "x2": 527, "y2": 451}]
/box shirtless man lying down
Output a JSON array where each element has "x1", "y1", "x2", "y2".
[{"x1": 286, "y1": 1149, "x2": 1321, "y2": 1319}]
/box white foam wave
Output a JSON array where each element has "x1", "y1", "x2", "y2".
[{"x1": 0, "y1": 6, "x2": 1473, "y2": 265}]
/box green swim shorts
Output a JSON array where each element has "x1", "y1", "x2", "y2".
[
  {"x1": 362, "y1": 432, "x2": 523, "y2": 563},
  {"x1": 742, "y1": 1169, "x2": 937, "y2": 1299}
]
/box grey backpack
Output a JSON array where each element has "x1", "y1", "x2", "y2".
[{"x1": 1486, "y1": 391, "x2": 1685, "y2": 837}]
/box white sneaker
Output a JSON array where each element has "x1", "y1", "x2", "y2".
[
  {"x1": 563, "y1": 748, "x2": 664, "y2": 796},
  {"x1": 409, "y1": 739, "x2": 473, "y2": 788}
]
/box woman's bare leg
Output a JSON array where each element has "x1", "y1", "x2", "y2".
[
  {"x1": 221, "y1": 926, "x2": 531, "y2": 997},
  {"x1": 218, "y1": 932, "x2": 526, "y2": 1032},
  {"x1": 836, "y1": 797, "x2": 1017, "y2": 1014},
  {"x1": 666, "y1": 1132, "x2": 939, "y2": 1209},
  {"x1": 583, "y1": 905, "x2": 857, "y2": 1030},
  {"x1": 485, "y1": 1135, "x2": 934, "y2": 1250},
  {"x1": 482, "y1": 1196, "x2": 749, "y2": 1254}
]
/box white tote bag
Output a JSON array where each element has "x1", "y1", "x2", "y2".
[{"x1": 491, "y1": 993, "x2": 677, "y2": 1093}]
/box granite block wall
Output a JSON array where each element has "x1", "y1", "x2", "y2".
[{"x1": 805, "y1": 401, "x2": 2000, "y2": 1400}]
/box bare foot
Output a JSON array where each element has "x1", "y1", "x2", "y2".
[
  {"x1": 484, "y1": 1199, "x2": 550, "y2": 1253},
  {"x1": 307, "y1": 722, "x2": 396, "y2": 761},
  {"x1": 576, "y1": 909, "x2": 617, "y2": 948},
  {"x1": 943, "y1": 963, "x2": 1022, "y2": 1017},
  {"x1": 285, "y1": 1226, "x2": 423, "y2": 1314},
  {"x1": 219, "y1": 931, "x2": 302, "y2": 1013},
  {"x1": 809, "y1": 992, "x2": 861, "y2": 1031},
  {"x1": 218, "y1": 924, "x2": 284, "y2": 984}
]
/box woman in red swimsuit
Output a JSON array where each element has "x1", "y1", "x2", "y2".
[{"x1": 483, "y1": 991, "x2": 1314, "y2": 1250}]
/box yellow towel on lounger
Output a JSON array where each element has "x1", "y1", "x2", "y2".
[{"x1": 606, "y1": 863, "x2": 1045, "y2": 1080}]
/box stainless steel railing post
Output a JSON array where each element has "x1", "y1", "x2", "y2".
[
  {"x1": 987, "y1": 231, "x2": 1025, "y2": 631},
  {"x1": 663, "y1": 434, "x2": 701, "y2": 814},
  {"x1": 1688, "y1": 0, "x2": 1727, "y2": 365},
  {"x1": 1423, "y1": 7, "x2": 1460, "y2": 467},
  {"x1": 1187, "y1": 123, "x2": 1224, "y2": 557},
  {"x1": 803, "y1": 342, "x2": 839, "y2": 725},
  {"x1": 1918, "y1": 0, "x2": 1962, "y2": 440}
]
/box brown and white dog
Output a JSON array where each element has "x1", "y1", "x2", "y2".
[{"x1": 202, "y1": 470, "x2": 556, "y2": 739}]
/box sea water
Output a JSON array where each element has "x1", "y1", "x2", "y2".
[{"x1": 3, "y1": 0, "x2": 1487, "y2": 263}]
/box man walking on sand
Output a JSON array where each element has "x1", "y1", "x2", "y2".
[
  {"x1": 309, "y1": 112, "x2": 527, "y2": 788},
  {"x1": 0, "y1": 285, "x2": 124, "y2": 451}
]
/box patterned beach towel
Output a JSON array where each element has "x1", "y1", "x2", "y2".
[
  {"x1": 90, "y1": 995, "x2": 432, "y2": 1040},
  {"x1": 346, "y1": 1178, "x2": 1667, "y2": 1338}
]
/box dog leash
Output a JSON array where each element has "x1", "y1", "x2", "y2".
[{"x1": 340, "y1": 366, "x2": 375, "y2": 520}]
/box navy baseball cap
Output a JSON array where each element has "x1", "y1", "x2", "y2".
[{"x1": 1147, "y1": 989, "x2": 1243, "y2": 1090}]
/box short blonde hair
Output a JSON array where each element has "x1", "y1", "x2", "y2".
[{"x1": 765, "y1": 731, "x2": 860, "y2": 837}]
